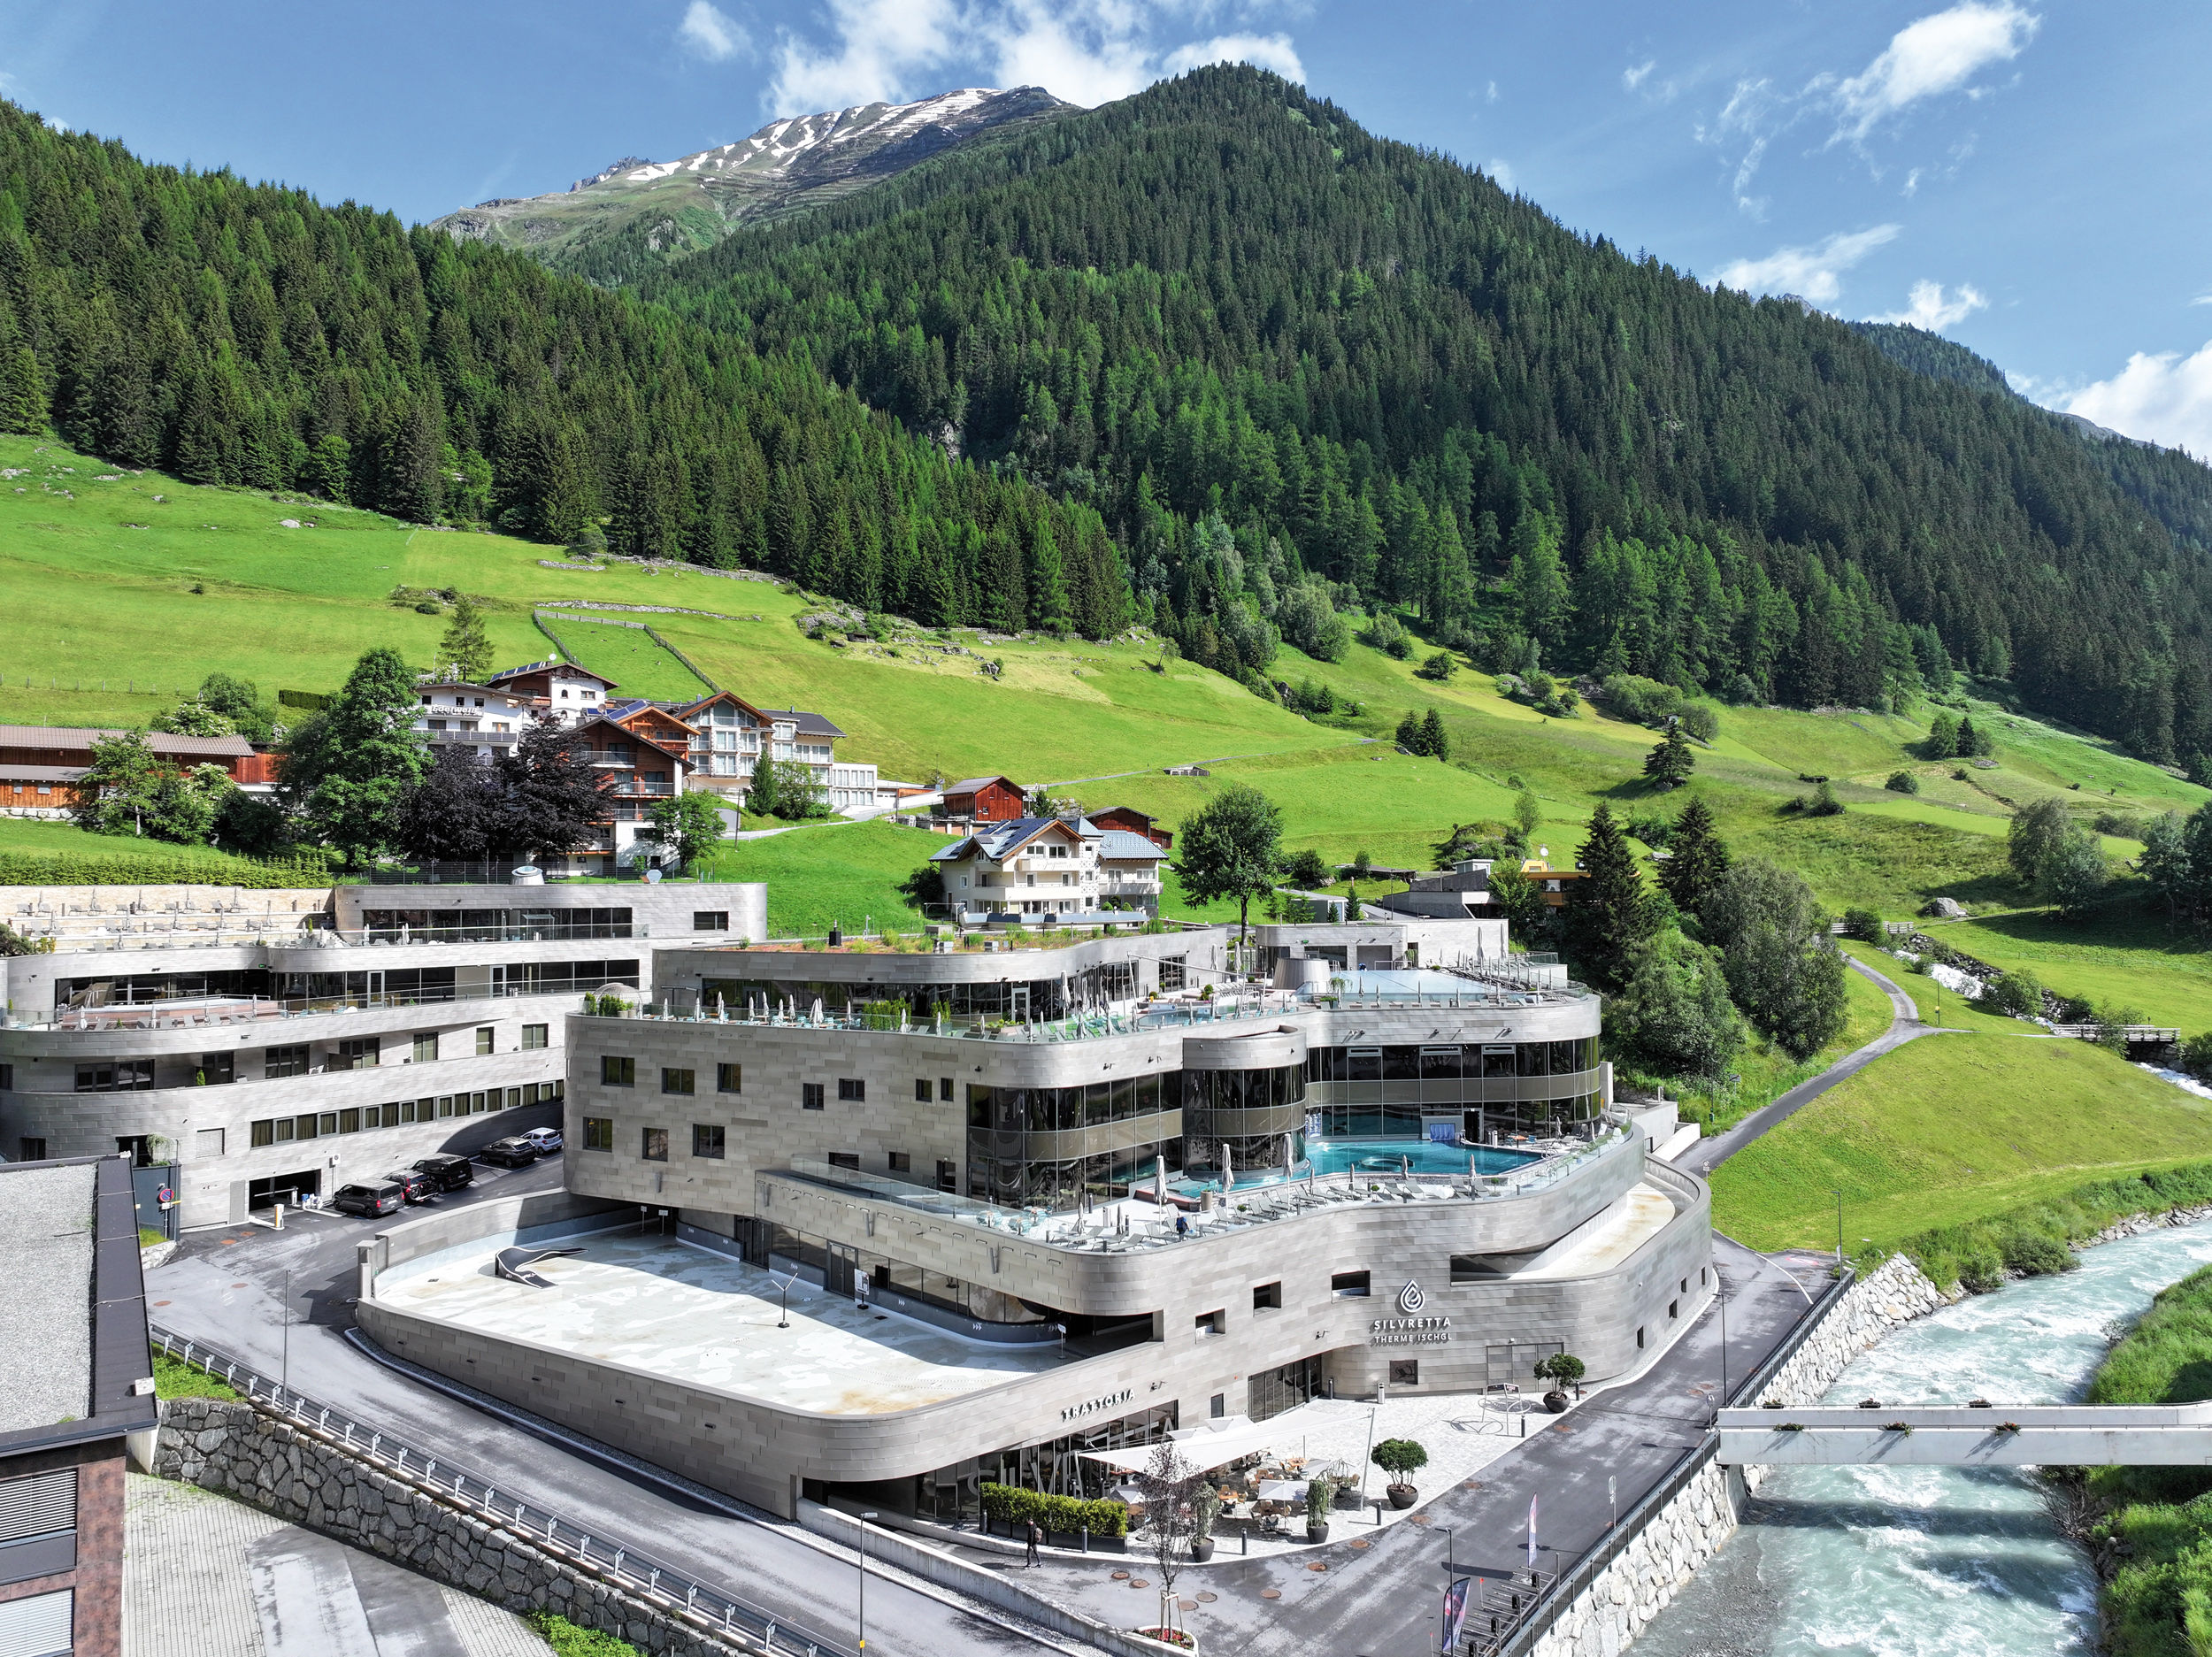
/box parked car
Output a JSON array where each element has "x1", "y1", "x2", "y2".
[
  {"x1": 519, "y1": 1126, "x2": 564, "y2": 1155},
  {"x1": 384, "y1": 1169, "x2": 434, "y2": 1203},
  {"x1": 330, "y1": 1180, "x2": 406, "y2": 1218},
  {"x1": 478, "y1": 1136, "x2": 541, "y2": 1168},
  {"x1": 409, "y1": 1154, "x2": 474, "y2": 1193}
]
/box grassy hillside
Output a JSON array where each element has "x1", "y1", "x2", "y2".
[
  {"x1": 5, "y1": 430, "x2": 2209, "y2": 984},
  {"x1": 1708, "y1": 1032, "x2": 2212, "y2": 1251}
]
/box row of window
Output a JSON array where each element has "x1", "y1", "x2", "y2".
[
  {"x1": 247, "y1": 1081, "x2": 562, "y2": 1146},
  {"x1": 600, "y1": 1057, "x2": 906, "y2": 1110},
  {"x1": 60, "y1": 1027, "x2": 548, "y2": 1093},
  {"x1": 1306, "y1": 1039, "x2": 1598, "y2": 1083},
  {"x1": 577, "y1": 1116, "x2": 956, "y2": 1185}
]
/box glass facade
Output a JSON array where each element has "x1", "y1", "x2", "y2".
[
  {"x1": 701, "y1": 961, "x2": 1139, "y2": 1025},
  {"x1": 1302, "y1": 1039, "x2": 1601, "y2": 1138},
  {"x1": 1183, "y1": 1062, "x2": 1308, "y2": 1176},
  {"x1": 964, "y1": 1075, "x2": 1179, "y2": 1208}
]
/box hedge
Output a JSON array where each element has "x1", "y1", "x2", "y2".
[
  {"x1": 0, "y1": 850, "x2": 335, "y2": 890},
  {"x1": 978, "y1": 1483, "x2": 1130, "y2": 1538},
  {"x1": 1887, "y1": 1160, "x2": 2212, "y2": 1293}
]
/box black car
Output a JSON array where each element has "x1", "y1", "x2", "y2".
[
  {"x1": 384, "y1": 1169, "x2": 434, "y2": 1203},
  {"x1": 330, "y1": 1180, "x2": 405, "y2": 1217},
  {"x1": 478, "y1": 1136, "x2": 541, "y2": 1168},
  {"x1": 410, "y1": 1153, "x2": 475, "y2": 1193}
]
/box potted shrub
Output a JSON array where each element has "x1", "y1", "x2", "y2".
[
  {"x1": 1303, "y1": 1472, "x2": 1334, "y2": 1542},
  {"x1": 1191, "y1": 1492, "x2": 1219, "y2": 1562},
  {"x1": 1371, "y1": 1438, "x2": 1429, "y2": 1509},
  {"x1": 1534, "y1": 1353, "x2": 1586, "y2": 1413}
]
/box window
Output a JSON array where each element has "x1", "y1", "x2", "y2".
[
  {"x1": 522, "y1": 1024, "x2": 549, "y2": 1050},
  {"x1": 693, "y1": 911, "x2": 730, "y2": 932},
  {"x1": 693, "y1": 1124, "x2": 726, "y2": 1159},
  {"x1": 914, "y1": 1078, "x2": 932, "y2": 1103},
  {"x1": 582, "y1": 1117, "x2": 614, "y2": 1152},
  {"x1": 1253, "y1": 1281, "x2": 1282, "y2": 1311},
  {"x1": 662, "y1": 1068, "x2": 696, "y2": 1096},
  {"x1": 17, "y1": 1138, "x2": 45, "y2": 1162},
  {"x1": 1388, "y1": 1360, "x2": 1420, "y2": 1387},
  {"x1": 195, "y1": 1128, "x2": 225, "y2": 1159},
  {"x1": 802, "y1": 1084, "x2": 826, "y2": 1111},
  {"x1": 412, "y1": 1033, "x2": 438, "y2": 1063},
  {"x1": 887, "y1": 1152, "x2": 911, "y2": 1172},
  {"x1": 837, "y1": 1078, "x2": 864, "y2": 1102},
  {"x1": 74, "y1": 1062, "x2": 153, "y2": 1093},
  {"x1": 339, "y1": 1108, "x2": 362, "y2": 1133},
  {"x1": 602, "y1": 1055, "x2": 635, "y2": 1087},
  {"x1": 940, "y1": 1078, "x2": 954, "y2": 1101},
  {"x1": 338, "y1": 1038, "x2": 380, "y2": 1070},
  {"x1": 475, "y1": 1027, "x2": 495, "y2": 1056},
  {"x1": 1210, "y1": 1393, "x2": 1226, "y2": 1420},
  {"x1": 937, "y1": 1159, "x2": 957, "y2": 1192},
  {"x1": 0, "y1": 1063, "x2": 12, "y2": 1090},
  {"x1": 1331, "y1": 1270, "x2": 1371, "y2": 1298},
  {"x1": 435, "y1": 1097, "x2": 454, "y2": 1118},
  {"x1": 717, "y1": 1063, "x2": 741, "y2": 1093},
  {"x1": 827, "y1": 1152, "x2": 859, "y2": 1170},
  {"x1": 641, "y1": 1127, "x2": 668, "y2": 1162},
  {"x1": 1196, "y1": 1309, "x2": 1225, "y2": 1336}
]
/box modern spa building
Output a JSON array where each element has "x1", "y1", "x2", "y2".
[
  {"x1": 0, "y1": 881, "x2": 764, "y2": 1227},
  {"x1": 351, "y1": 909, "x2": 1715, "y2": 1526}
]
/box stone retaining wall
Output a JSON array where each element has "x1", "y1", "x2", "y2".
[
  {"x1": 1527, "y1": 1254, "x2": 1950, "y2": 1657},
  {"x1": 153, "y1": 1396, "x2": 758, "y2": 1657}
]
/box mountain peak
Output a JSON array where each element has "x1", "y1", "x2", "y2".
[{"x1": 432, "y1": 86, "x2": 1073, "y2": 274}]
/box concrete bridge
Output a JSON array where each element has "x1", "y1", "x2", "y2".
[{"x1": 1717, "y1": 1404, "x2": 2212, "y2": 1466}]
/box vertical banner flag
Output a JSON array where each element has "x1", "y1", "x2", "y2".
[
  {"x1": 1527, "y1": 1494, "x2": 1540, "y2": 1573},
  {"x1": 1441, "y1": 1576, "x2": 1471, "y2": 1652}
]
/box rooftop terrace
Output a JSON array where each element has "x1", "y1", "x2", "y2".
[{"x1": 374, "y1": 1231, "x2": 1069, "y2": 1414}]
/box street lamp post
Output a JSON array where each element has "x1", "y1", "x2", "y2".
[
  {"x1": 858, "y1": 1510, "x2": 878, "y2": 1653},
  {"x1": 1607, "y1": 1476, "x2": 1617, "y2": 1568},
  {"x1": 1832, "y1": 1189, "x2": 1843, "y2": 1268},
  {"x1": 1718, "y1": 1267, "x2": 1730, "y2": 1414}
]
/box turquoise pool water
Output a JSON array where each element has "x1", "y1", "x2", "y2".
[{"x1": 1310, "y1": 1139, "x2": 1540, "y2": 1178}]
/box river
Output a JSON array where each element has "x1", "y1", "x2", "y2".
[{"x1": 1633, "y1": 1219, "x2": 2212, "y2": 1657}]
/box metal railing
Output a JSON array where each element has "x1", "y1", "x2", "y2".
[
  {"x1": 22, "y1": 981, "x2": 604, "y2": 1032},
  {"x1": 149, "y1": 1325, "x2": 855, "y2": 1657}
]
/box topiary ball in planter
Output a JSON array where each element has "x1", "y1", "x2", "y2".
[{"x1": 1386, "y1": 1484, "x2": 1418, "y2": 1510}]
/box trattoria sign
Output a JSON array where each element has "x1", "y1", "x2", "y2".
[{"x1": 1062, "y1": 1386, "x2": 1134, "y2": 1423}]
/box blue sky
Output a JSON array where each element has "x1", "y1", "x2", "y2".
[{"x1": 4, "y1": 0, "x2": 2207, "y2": 455}]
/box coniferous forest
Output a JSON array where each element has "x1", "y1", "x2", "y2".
[{"x1": 5, "y1": 65, "x2": 2212, "y2": 761}]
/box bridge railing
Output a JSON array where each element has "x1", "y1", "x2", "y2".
[{"x1": 150, "y1": 1323, "x2": 854, "y2": 1657}]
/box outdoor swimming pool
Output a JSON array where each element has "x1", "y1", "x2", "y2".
[{"x1": 1309, "y1": 1139, "x2": 1541, "y2": 1178}]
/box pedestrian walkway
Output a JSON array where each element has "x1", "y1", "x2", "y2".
[{"x1": 122, "y1": 1474, "x2": 549, "y2": 1657}]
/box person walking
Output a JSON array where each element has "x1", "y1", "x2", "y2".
[{"x1": 1025, "y1": 1520, "x2": 1042, "y2": 1567}]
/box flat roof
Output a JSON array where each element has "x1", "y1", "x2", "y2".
[
  {"x1": 0, "y1": 1162, "x2": 96, "y2": 1434},
  {"x1": 378, "y1": 1232, "x2": 1067, "y2": 1414}
]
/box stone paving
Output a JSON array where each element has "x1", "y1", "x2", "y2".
[
  {"x1": 122, "y1": 1472, "x2": 549, "y2": 1657},
  {"x1": 377, "y1": 1231, "x2": 1069, "y2": 1412}
]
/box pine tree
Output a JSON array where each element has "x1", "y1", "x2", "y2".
[
  {"x1": 278, "y1": 648, "x2": 431, "y2": 865},
  {"x1": 1925, "y1": 711, "x2": 1959, "y2": 760},
  {"x1": 1956, "y1": 716, "x2": 1982, "y2": 759},
  {"x1": 1658, "y1": 795, "x2": 1731, "y2": 923},
  {"x1": 1395, "y1": 710, "x2": 1425, "y2": 753},
  {"x1": 437, "y1": 598, "x2": 495, "y2": 684},
  {"x1": 1420, "y1": 707, "x2": 1448, "y2": 761},
  {"x1": 1644, "y1": 722, "x2": 1695, "y2": 788},
  {"x1": 1562, "y1": 802, "x2": 1655, "y2": 987}
]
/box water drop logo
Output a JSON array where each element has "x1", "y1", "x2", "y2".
[{"x1": 1397, "y1": 1279, "x2": 1425, "y2": 1315}]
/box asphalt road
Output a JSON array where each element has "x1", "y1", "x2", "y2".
[
  {"x1": 999, "y1": 1236, "x2": 1823, "y2": 1657},
  {"x1": 147, "y1": 1155, "x2": 1051, "y2": 1657},
  {"x1": 1677, "y1": 955, "x2": 1932, "y2": 1177}
]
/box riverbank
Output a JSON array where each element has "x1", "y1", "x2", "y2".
[{"x1": 1634, "y1": 1216, "x2": 2212, "y2": 1657}]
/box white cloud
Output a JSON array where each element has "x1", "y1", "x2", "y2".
[
  {"x1": 1485, "y1": 159, "x2": 1515, "y2": 191},
  {"x1": 1869, "y1": 279, "x2": 1988, "y2": 331},
  {"x1": 1623, "y1": 59, "x2": 1655, "y2": 91},
  {"x1": 1833, "y1": 2, "x2": 2039, "y2": 141},
  {"x1": 768, "y1": 0, "x2": 1302, "y2": 115},
  {"x1": 1162, "y1": 34, "x2": 1304, "y2": 84},
  {"x1": 1486, "y1": 81, "x2": 1499, "y2": 103},
  {"x1": 679, "y1": 0, "x2": 749, "y2": 62},
  {"x1": 2051, "y1": 342, "x2": 2212, "y2": 460},
  {"x1": 1716, "y1": 225, "x2": 1901, "y2": 303}
]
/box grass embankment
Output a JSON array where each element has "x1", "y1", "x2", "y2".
[
  {"x1": 2080, "y1": 1261, "x2": 2212, "y2": 1657},
  {"x1": 1708, "y1": 1032, "x2": 2212, "y2": 1254},
  {"x1": 1667, "y1": 952, "x2": 1895, "y2": 1136},
  {"x1": 150, "y1": 1346, "x2": 240, "y2": 1401},
  {"x1": 534, "y1": 613, "x2": 714, "y2": 701}
]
